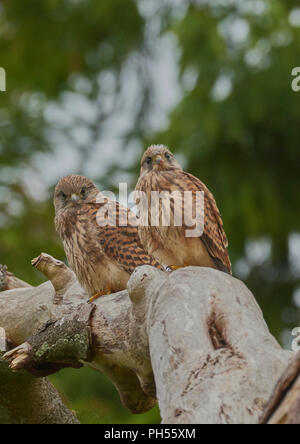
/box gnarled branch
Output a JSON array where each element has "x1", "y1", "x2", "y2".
[
  {"x1": 0, "y1": 327, "x2": 79, "y2": 424},
  {"x1": 260, "y1": 350, "x2": 300, "y2": 424},
  {"x1": 0, "y1": 254, "x2": 295, "y2": 424}
]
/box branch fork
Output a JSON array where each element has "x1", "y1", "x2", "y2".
[{"x1": 0, "y1": 254, "x2": 297, "y2": 423}]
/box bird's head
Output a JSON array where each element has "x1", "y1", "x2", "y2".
[
  {"x1": 140, "y1": 145, "x2": 182, "y2": 176},
  {"x1": 54, "y1": 175, "x2": 99, "y2": 213}
]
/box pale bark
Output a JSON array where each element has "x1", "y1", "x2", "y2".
[
  {"x1": 0, "y1": 255, "x2": 295, "y2": 424},
  {"x1": 0, "y1": 327, "x2": 79, "y2": 424},
  {"x1": 0, "y1": 256, "x2": 82, "y2": 424},
  {"x1": 261, "y1": 350, "x2": 300, "y2": 424},
  {"x1": 0, "y1": 254, "x2": 156, "y2": 415},
  {"x1": 128, "y1": 266, "x2": 292, "y2": 424}
]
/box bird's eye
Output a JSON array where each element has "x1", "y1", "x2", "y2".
[
  {"x1": 59, "y1": 191, "x2": 67, "y2": 200},
  {"x1": 165, "y1": 153, "x2": 171, "y2": 160},
  {"x1": 81, "y1": 187, "x2": 87, "y2": 196},
  {"x1": 146, "y1": 157, "x2": 152, "y2": 165}
]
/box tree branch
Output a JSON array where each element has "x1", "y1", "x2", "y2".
[
  {"x1": 0, "y1": 254, "x2": 156, "y2": 415},
  {"x1": 0, "y1": 327, "x2": 79, "y2": 424},
  {"x1": 0, "y1": 264, "x2": 31, "y2": 291},
  {"x1": 0, "y1": 255, "x2": 294, "y2": 423},
  {"x1": 260, "y1": 350, "x2": 300, "y2": 424},
  {"x1": 128, "y1": 266, "x2": 292, "y2": 423}
]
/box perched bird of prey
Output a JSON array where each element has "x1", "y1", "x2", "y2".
[
  {"x1": 54, "y1": 175, "x2": 164, "y2": 301},
  {"x1": 135, "y1": 145, "x2": 232, "y2": 274}
]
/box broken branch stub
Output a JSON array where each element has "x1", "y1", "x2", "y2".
[
  {"x1": 1, "y1": 254, "x2": 157, "y2": 415},
  {"x1": 0, "y1": 327, "x2": 79, "y2": 424},
  {"x1": 0, "y1": 264, "x2": 31, "y2": 291},
  {"x1": 3, "y1": 303, "x2": 95, "y2": 376}
]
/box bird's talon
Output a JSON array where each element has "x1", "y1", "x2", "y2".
[
  {"x1": 89, "y1": 289, "x2": 111, "y2": 303},
  {"x1": 169, "y1": 265, "x2": 182, "y2": 271}
]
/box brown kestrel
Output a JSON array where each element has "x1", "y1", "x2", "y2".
[
  {"x1": 135, "y1": 145, "x2": 232, "y2": 274},
  {"x1": 54, "y1": 175, "x2": 165, "y2": 301}
]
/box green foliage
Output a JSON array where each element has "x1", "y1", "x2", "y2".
[
  {"x1": 0, "y1": 0, "x2": 299, "y2": 424},
  {"x1": 50, "y1": 367, "x2": 160, "y2": 424}
]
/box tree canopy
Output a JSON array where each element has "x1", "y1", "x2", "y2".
[{"x1": 0, "y1": 0, "x2": 299, "y2": 423}]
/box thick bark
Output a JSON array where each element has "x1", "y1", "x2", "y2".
[
  {"x1": 0, "y1": 255, "x2": 294, "y2": 424},
  {"x1": 0, "y1": 327, "x2": 79, "y2": 424},
  {"x1": 0, "y1": 257, "x2": 81, "y2": 424},
  {"x1": 0, "y1": 254, "x2": 156, "y2": 415},
  {"x1": 260, "y1": 350, "x2": 300, "y2": 424},
  {"x1": 128, "y1": 266, "x2": 292, "y2": 424}
]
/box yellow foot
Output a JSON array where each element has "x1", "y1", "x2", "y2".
[
  {"x1": 169, "y1": 264, "x2": 189, "y2": 271},
  {"x1": 89, "y1": 289, "x2": 112, "y2": 303},
  {"x1": 168, "y1": 265, "x2": 182, "y2": 272}
]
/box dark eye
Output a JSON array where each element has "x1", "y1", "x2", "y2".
[
  {"x1": 59, "y1": 191, "x2": 67, "y2": 200},
  {"x1": 165, "y1": 153, "x2": 171, "y2": 160},
  {"x1": 81, "y1": 187, "x2": 87, "y2": 196},
  {"x1": 146, "y1": 157, "x2": 152, "y2": 165}
]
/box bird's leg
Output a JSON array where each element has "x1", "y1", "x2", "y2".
[
  {"x1": 169, "y1": 264, "x2": 190, "y2": 272},
  {"x1": 89, "y1": 289, "x2": 112, "y2": 303}
]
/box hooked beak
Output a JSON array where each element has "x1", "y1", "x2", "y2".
[
  {"x1": 70, "y1": 193, "x2": 80, "y2": 203},
  {"x1": 153, "y1": 154, "x2": 165, "y2": 167}
]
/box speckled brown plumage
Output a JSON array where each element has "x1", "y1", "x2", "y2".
[
  {"x1": 54, "y1": 175, "x2": 164, "y2": 298},
  {"x1": 135, "y1": 145, "x2": 232, "y2": 274}
]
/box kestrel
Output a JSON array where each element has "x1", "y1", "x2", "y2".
[
  {"x1": 135, "y1": 145, "x2": 232, "y2": 274},
  {"x1": 54, "y1": 175, "x2": 164, "y2": 301}
]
